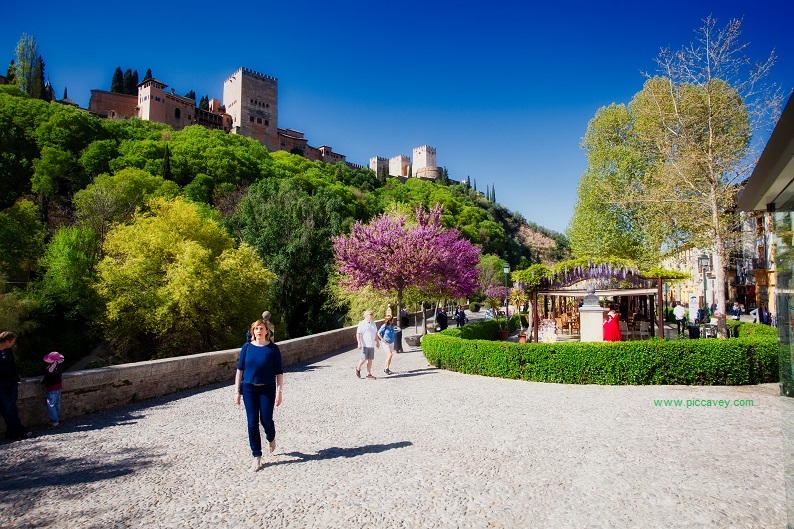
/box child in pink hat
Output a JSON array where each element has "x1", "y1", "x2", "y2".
[{"x1": 41, "y1": 352, "x2": 64, "y2": 428}]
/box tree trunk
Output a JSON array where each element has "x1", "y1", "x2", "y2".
[{"x1": 710, "y1": 190, "x2": 729, "y2": 338}]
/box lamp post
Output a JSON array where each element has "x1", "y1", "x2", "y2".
[
  {"x1": 698, "y1": 254, "x2": 710, "y2": 316},
  {"x1": 503, "y1": 262, "x2": 510, "y2": 330}
]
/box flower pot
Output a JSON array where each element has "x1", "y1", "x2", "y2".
[
  {"x1": 518, "y1": 334, "x2": 527, "y2": 344},
  {"x1": 405, "y1": 335, "x2": 422, "y2": 347},
  {"x1": 498, "y1": 330, "x2": 510, "y2": 341}
]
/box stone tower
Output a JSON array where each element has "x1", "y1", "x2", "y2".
[
  {"x1": 137, "y1": 78, "x2": 168, "y2": 123},
  {"x1": 412, "y1": 145, "x2": 436, "y2": 171},
  {"x1": 223, "y1": 67, "x2": 278, "y2": 151},
  {"x1": 412, "y1": 145, "x2": 441, "y2": 179}
]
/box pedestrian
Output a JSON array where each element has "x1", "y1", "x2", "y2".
[
  {"x1": 399, "y1": 307, "x2": 409, "y2": 328},
  {"x1": 754, "y1": 303, "x2": 772, "y2": 325},
  {"x1": 436, "y1": 308, "x2": 448, "y2": 331},
  {"x1": 245, "y1": 310, "x2": 275, "y2": 343},
  {"x1": 0, "y1": 331, "x2": 32, "y2": 441},
  {"x1": 234, "y1": 319, "x2": 284, "y2": 472},
  {"x1": 730, "y1": 301, "x2": 742, "y2": 321},
  {"x1": 672, "y1": 301, "x2": 687, "y2": 336},
  {"x1": 355, "y1": 309, "x2": 380, "y2": 380},
  {"x1": 454, "y1": 306, "x2": 466, "y2": 327},
  {"x1": 41, "y1": 352, "x2": 65, "y2": 429},
  {"x1": 378, "y1": 315, "x2": 397, "y2": 375}
]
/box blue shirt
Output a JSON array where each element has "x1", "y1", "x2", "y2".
[
  {"x1": 237, "y1": 342, "x2": 283, "y2": 385},
  {"x1": 378, "y1": 324, "x2": 395, "y2": 344}
]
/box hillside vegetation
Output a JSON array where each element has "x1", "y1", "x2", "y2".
[{"x1": 0, "y1": 86, "x2": 568, "y2": 371}]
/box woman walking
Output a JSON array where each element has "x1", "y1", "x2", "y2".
[
  {"x1": 378, "y1": 315, "x2": 397, "y2": 375},
  {"x1": 235, "y1": 319, "x2": 284, "y2": 472}
]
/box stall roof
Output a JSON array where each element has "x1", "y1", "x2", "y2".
[{"x1": 538, "y1": 288, "x2": 658, "y2": 297}]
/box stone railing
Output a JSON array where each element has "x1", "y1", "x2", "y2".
[{"x1": 2, "y1": 324, "x2": 360, "y2": 436}]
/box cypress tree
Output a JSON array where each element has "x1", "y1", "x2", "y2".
[
  {"x1": 29, "y1": 55, "x2": 46, "y2": 100},
  {"x1": 473, "y1": 178, "x2": 477, "y2": 192},
  {"x1": 131, "y1": 69, "x2": 139, "y2": 92},
  {"x1": 492, "y1": 185, "x2": 496, "y2": 203},
  {"x1": 185, "y1": 89, "x2": 196, "y2": 101},
  {"x1": 122, "y1": 68, "x2": 134, "y2": 95},
  {"x1": 6, "y1": 60, "x2": 16, "y2": 84},
  {"x1": 63, "y1": 86, "x2": 67, "y2": 100},
  {"x1": 111, "y1": 67, "x2": 123, "y2": 93},
  {"x1": 199, "y1": 95, "x2": 209, "y2": 110},
  {"x1": 162, "y1": 144, "x2": 172, "y2": 181},
  {"x1": 143, "y1": 68, "x2": 152, "y2": 81}
]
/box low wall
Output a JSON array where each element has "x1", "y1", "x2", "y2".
[{"x1": 2, "y1": 324, "x2": 360, "y2": 436}]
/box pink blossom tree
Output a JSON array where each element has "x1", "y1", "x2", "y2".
[{"x1": 333, "y1": 205, "x2": 480, "y2": 332}]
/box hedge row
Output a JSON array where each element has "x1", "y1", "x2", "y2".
[{"x1": 423, "y1": 321, "x2": 778, "y2": 386}]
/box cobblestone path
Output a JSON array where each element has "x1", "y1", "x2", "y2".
[{"x1": 0, "y1": 340, "x2": 784, "y2": 528}]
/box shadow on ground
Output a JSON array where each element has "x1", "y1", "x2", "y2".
[{"x1": 269, "y1": 441, "x2": 413, "y2": 467}]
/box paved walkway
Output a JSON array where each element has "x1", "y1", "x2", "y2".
[{"x1": 0, "y1": 331, "x2": 785, "y2": 528}]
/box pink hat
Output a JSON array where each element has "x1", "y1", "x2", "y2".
[{"x1": 43, "y1": 352, "x2": 64, "y2": 364}]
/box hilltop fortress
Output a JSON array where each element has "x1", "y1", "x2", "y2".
[
  {"x1": 89, "y1": 66, "x2": 442, "y2": 177},
  {"x1": 369, "y1": 145, "x2": 442, "y2": 180}
]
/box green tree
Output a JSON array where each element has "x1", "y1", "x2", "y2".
[
  {"x1": 14, "y1": 34, "x2": 39, "y2": 96},
  {"x1": 96, "y1": 197, "x2": 274, "y2": 359},
  {"x1": 184, "y1": 89, "x2": 196, "y2": 101},
  {"x1": 73, "y1": 167, "x2": 179, "y2": 240},
  {"x1": 568, "y1": 104, "x2": 648, "y2": 261},
  {"x1": 111, "y1": 67, "x2": 123, "y2": 93},
  {"x1": 583, "y1": 17, "x2": 782, "y2": 336},
  {"x1": 80, "y1": 139, "x2": 119, "y2": 179},
  {"x1": 31, "y1": 55, "x2": 48, "y2": 101},
  {"x1": 0, "y1": 199, "x2": 46, "y2": 282},
  {"x1": 143, "y1": 68, "x2": 152, "y2": 81},
  {"x1": 199, "y1": 95, "x2": 209, "y2": 110},
  {"x1": 122, "y1": 69, "x2": 134, "y2": 95},
  {"x1": 230, "y1": 176, "x2": 353, "y2": 338},
  {"x1": 161, "y1": 143, "x2": 172, "y2": 180},
  {"x1": 38, "y1": 225, "x2": 101, "y2": 319},
  {"x1": 31, "y1": 145, "x2": 81, "y2": 199},
  {"x1": 131, "y1": 69, "x2": 139, "y2": 93},
  {"x1": 5, "y1": 60, "x2": 16, "y2": 85}
]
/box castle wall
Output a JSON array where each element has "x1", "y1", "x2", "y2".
[
  {"x1": 89, "y1": 90, "x2": 137, "y2": 118},
  {"x1": 224, "y1": 67, "x2": 278, "y2": 151}
]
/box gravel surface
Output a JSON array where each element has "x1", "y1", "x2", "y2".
[{"x1": 0, "y1": 339, "x2": 785, "y2": 528}]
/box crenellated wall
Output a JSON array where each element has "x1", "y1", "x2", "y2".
[{"x1": 1, "y1": 323, "x2": 363, "y2": 436}]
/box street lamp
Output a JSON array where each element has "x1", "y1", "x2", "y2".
[
  {"x1": 698, "y1": 254, "x2": 710, "y2": 315},
  {"x1": 503, "y1": 262, "x2": 510, "y2": 329}
]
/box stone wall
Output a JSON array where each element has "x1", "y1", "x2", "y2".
[
  {"x1": 2, "y1": 324, "x2": 360, "y2": 436},
  {"x1": 88, "y1": 90, "x2": 137, "y2": 118}
]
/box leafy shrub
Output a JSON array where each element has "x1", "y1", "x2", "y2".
[
  {"x1": 470, "y1": 302, "x2": 481, "y2": 312},
  {"x1": 424, "y1": 320, "x2": 777, "y2": 385}
]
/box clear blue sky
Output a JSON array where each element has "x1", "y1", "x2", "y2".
[{"x1": 4, "y1": 0, "x2": 793, "y2": 233}]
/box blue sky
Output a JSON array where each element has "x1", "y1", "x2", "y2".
[{"x1": 3, "y1": 0, "x2": 793, "y2": 233}]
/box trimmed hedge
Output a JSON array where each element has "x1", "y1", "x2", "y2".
[{"x1": 423, "y1": 320, "x2": 778, "y2": 386}]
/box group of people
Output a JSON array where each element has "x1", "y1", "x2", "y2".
[{"x1": 1, "y1": 331, "x2": 66, "y2": 442}]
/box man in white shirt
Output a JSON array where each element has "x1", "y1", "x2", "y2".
[
  {"x1": 673, "y1": 302, "x2": 687, "y2": 336},
  {"x1": 356, "y1": 309, "x2": 381, "y2": 380}
]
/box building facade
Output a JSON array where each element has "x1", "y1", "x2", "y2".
[
  {"x1": 371, "y1": 146, "x2": 442, "y2": 180},
  {"x1": 223, "y1": 67, "x2": 278, "y2": 151}
]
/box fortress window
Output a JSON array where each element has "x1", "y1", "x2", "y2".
[
  {"x1": 265, "y1": 120, "x2": 269, "y2": 126},
  {"x1": 266, "y1": 103, "x2": 269, "y2": 108},
  {"x1": 250, "y1": 116, "x2": 254, "y2": 122},
  {"x1": 256, "y1": 118, "x2": 262, "y2": 124},
  {"x1": 175, "y1": 108, "x2": 181, "y2": 119},
  {"x1": 250, "y1": 98, "x2": 253, "y2": 103}
]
